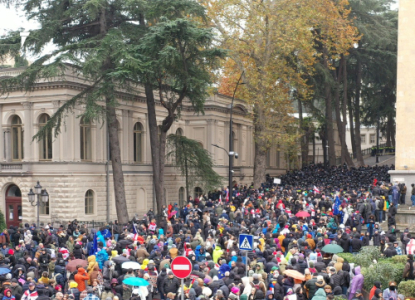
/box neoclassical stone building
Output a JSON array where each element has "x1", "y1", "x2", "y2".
[{"x1": 0, "y1": 66, "x2": 291, "y2": 227}]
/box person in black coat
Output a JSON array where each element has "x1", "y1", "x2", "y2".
[
  {"x1": 73, "y1": 244, "x2": 83, "y2": 259},
  {"x1": 383, "y1": 243, "x2": 397, "y2": 258},
  {"x1": 338, "y1": 233, "x2": 350, "y2": 253},
  {"x1": 162, "y1": 272, "x2": 180, "y2": 296},
  {"x1": 351, "y1": 235, "x2": 363, "y2": 254}
]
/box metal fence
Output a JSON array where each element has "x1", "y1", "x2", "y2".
[
  {"x1": 349, "y1": 143, "x2": 395, "y2": 159},
  {"x1": 48, "y1": 219, "x2": 107, "y2": 230}
]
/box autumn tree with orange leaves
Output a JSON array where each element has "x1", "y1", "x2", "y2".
[{"x1": 205, "y1": 0, "x2": 359, "y2": 186}]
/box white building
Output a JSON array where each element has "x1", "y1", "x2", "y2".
[{"x1": 0, "y1": 67, "x2": 291, "y2": 227}]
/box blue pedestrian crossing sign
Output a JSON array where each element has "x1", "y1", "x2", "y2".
[{"x1": 239, "y1": 234, "x2": 254, "y2": 251}]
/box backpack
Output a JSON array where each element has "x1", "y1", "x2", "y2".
[{"x1": 378, "y1": 199, "x2": 384, "y2": 210}]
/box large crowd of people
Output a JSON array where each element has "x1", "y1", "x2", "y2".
[{"x1": 1, "y1": 163, "x2": 414, "y2": 300}]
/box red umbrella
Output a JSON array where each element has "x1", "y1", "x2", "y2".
[
  {"x1": 295, "y1": 211, "x2": 310, "y2": 218},
  {"x1": 168, "y1": 210, "x2": 177, "y2": 219},
  {"x1": 66, "y1": 259, "x2": 88, "y2": 272}
]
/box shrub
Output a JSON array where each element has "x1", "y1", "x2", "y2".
[
  {"x1": 361, "y1": 261, "x2": 405, "y2": 291},
  {"x1": 338, "y1": 253, "x2": 356, "y2": 264},
  {"x1": 398, "y1": 280, "x2": 415, "y2": 298},
  {"x1": 354, "y1": 246, "x2": 382, "y2": 268},
  {"x1": 391, "y1": 255, "x2": 408, "y2": 264}
]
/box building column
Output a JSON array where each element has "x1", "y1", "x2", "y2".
[
  {"x1": 4, "y1": 128, "x2": 11, "y2": 162},
  {"x1": 0, "y1": 104, "x2": 3, "y2": 161},
  {"x1": 122, "y1": 110, "x2": 129, "y2": 163},
  {"x1": 51, "y1": 101, "x2": 61, "y2": 162},
  {"x1": 22, "y1": 102, "x2": 33, "y2": 162}
]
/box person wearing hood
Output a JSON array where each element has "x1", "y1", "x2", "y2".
[
  {"x1": 213, "y1": 246, "x2": 224, "y2": 263},
  {"x1": 3, "y1": 289, "x2": 15, "y2": 300},
  {"x1": 279, "y1": 258, "x2": 288, "y2": 274},
  {"x1": 73, "y1": 243, "x2": 83, "y2": 259},
  {"x1": 266, "y1": 291, "x2": 275, "y2": 300},
  {"x1": 251, "y1": 274, "x2": 266, "y2": 295},
  {"x1": 369, "y1": 282, "x2": 382, "y2": 300},
  {"x1": 348, "y1": 266, "x2": 363, "y2": 300},
  {"x1": 311, "y1": 288, "x2": 326, "y2": 300},
  {"x1": 74, "y1": 268, "x2": 89, "y2": 292},
  {"x1": 403, "y1": 254, "x2": 415, "y2": 280},
  {"x1": 95, "y1": 245, "x2": 109, "y2": 269}
]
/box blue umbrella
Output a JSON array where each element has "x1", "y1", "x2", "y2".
[
  {"x1": 0, "y1": 268, "x2": 10, "y2": 275},
  {"x1": 123, "y1": 277, "x2": 149, "y2": 287}
]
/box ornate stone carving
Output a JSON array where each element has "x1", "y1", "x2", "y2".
[
  {"x1": 52, "y1": 100, "x2": 60, "y2": 108},
  {"x1": 21, "y1": 102, "x2": 33, "y2": 109}
]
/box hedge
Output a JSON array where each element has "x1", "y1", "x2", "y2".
[{"x1": 398, "y1": 281, "x2": 415, "y2": 298}]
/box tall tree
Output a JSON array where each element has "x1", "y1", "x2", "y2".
[
  {"x1": 135, "y1": 1, "x2": 225, "y2": 214},
  {"x1": 167, "y1": 134, "x2": 223, "y2": 206},
  {"x1": 212, "y1": 0, "x2": 358, "y2": 178},
  {"x1": 347, "y1": 0, "x2": 397, "y2": 157}
]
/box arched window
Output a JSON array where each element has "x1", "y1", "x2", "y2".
[
  {"x1": 11, "y1": 115, "x2": 23, "y2": 161},
  {"x1": 80, "y1": 117, "x2": 92, "y2": 161},
  {"x1": 85, "y1": 190, "x2": 94, "y2": 215},
  {"x1": 179, "y1": 187, "x2": 185, "y2": 205},
  {"x1": 194, "y1": 187, "x2": 203, "y2": 198},
  {"x1": 176, "y1": 128, "x2": 184, "y2": 136},
  {"x1": 39, "y1": 114, "x2": 52, "y2": 161},
  {"x1": 133, "y1": 122, "x2": 143, "y2": 163}
]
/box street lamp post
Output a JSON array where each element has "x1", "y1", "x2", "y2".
[
  {"x1": 212, "y1": 144, "x2": 238, "y2": 195},
  {"x1": 229, "y1": 71, "x2": 245, "y2": 195},
  {"x1": 28, "y1": 181, "x2": 49, "y2": 228}
]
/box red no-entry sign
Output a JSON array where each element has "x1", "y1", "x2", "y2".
[{"x1": 171, "y1": 256, "x2": 192, "y2": 279}]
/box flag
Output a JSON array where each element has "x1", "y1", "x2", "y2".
[
  {"x1": 132, "y1": 223, "x2": 138, "y2": 234},
  {"x1": 226, "y1": 189, "x2": 229, "y2": 202},
  {"x1": 90, "y1": 232, "x2": 97, "y2": 255},
  {"x1": 313, "y1": 186, "x2": 320, "y2": 194},
  {"x1": 219, "y1": 193, "x2": 222, "y2": 204},
  {"x1": 333, "y1": 195, "x2": 341, "y2": 215}
]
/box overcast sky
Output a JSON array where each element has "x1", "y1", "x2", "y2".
[{"x1": 0, "y1": 0, "x2": 400, "y2": 51}]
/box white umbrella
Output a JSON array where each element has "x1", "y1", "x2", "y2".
[{"x1": 122, "y1": 261, "x2": 141, "y2": 270}]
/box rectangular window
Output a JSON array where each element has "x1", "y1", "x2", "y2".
[
  {"x1": 39, "y1": 202, "x2": 49, "y2": 215},
  {"x1": 370, "y1": 134, "x2": 376, "y2": 144},
  {"x1": 360, "y1": 134, "x2": 366, "y2": 144},
  {"x1": 85, "y1": 200, "x2": 93, "y2": 214}
]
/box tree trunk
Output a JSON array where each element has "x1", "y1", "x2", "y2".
[
  {"x1": 353, "y1": 56, "x2": 364, "y2": 166},
  {"x1": 323, "y1": 51, "x2": 336, "y2": 166},
  {"x1": 347, "y1": 85, "x2": 356, "y2": 158},
  {"x1": 145, "y1": 83, "x2": 165, "y2": 215},
  {"x1": 107, "y1": 101, "x2": 129, "y2": 223},
  {"x1": 298, "y1": 99, "x2": 308, "y2": 167},
  {"x1": 253, "y1": 106, "x2": 267, "y2": 188},
  {"x1": 312, "y1": 135, "x2": 316, "y2": 164},
  {"x1": 342, "y1": 57, "x2": 354, "y2": 166}
]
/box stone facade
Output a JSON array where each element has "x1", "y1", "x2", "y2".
[
  {"x1": 389, "y1": 0, "x2": 415, "y2": 204},
  {"x1": 0, "y1": 67, "x2": 291, "y2": 226}
]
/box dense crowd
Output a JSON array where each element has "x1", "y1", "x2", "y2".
[{"x1": 1, "y1": 163, "x2": 415, "y2": 300}]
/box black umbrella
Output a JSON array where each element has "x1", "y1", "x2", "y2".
[
  {"x1": 112, "y1": 255, "x2": 130, "y2": 265},
  {"x1": 118, "y1": 239, "x2": 133, "y2": 247}
]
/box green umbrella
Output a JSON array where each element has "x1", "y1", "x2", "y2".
[{"x1": 321, "y1": 244, "x2": 344, "y2": 254}]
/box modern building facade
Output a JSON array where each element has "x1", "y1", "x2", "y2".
[{"x1": 0, "y1": 66, "x2": 291, "y2": 227}]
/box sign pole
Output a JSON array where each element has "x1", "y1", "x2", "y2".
[
  {"x1": 181, "y1": 278, "x2": 184, "y2": 300},
  {"x1": 245, "y1": 251, "x2": 248, "y2": 277}
]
